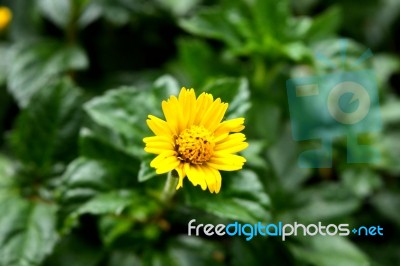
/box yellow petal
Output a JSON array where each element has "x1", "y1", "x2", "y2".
[
  {"x1": 185, "y1": 164, "x2": 207, "y2": 190},
  {"x1": 175, "y1": 163, "x2": 186, "y2": 190},
  {"x1": 162, "y1": 98, "x2": 180, "y2": 135},
  {"x1": 194, "y1": 93, "x2": 214, "y2": 125},
  {"x1": 215, "y1": 133, "x2": 246, "y2": 148},
  {"x1": 146, "y1": 115, "x2": 173, "y2": 137},
  {"x1": 202, "y1": 165, "x2": 222, "y2": 193},
  {"x1": 199, "y1": 97, "x2": 220, "y2": 125},
  {"x1": 178, "y1": 88, "x2": 197, "y2": 129},
  {"x1": 144, "y1": 147, "x2": 168, "y2": 154},
  {"x1": 212, "y1": 153, "x2": 247, "y2": 164},
  {"x1": 150, "y1": 150, "x2": 176, "y2": 168},
  {"x1": 201, "y1": 99, "x2": 228, "y2": 132},
  {"x1": 156, "y1": 158, "x2": 180, "y2": 174},
  {"x1": 214, "y1": 118, "x2": 245, "y2": 136},
  {"x1": 216, "y1": 142, "x2": 248, "y2": 154},
  {"x1": 207, "y1": 159, "x2": 244, "y2": 171},
  {"x1": 210, "y1": 166, "x2": 222, "y2": 193},
  {"x1": 213, "y1": 133, "x2": 229, "y2": 143},
  {"x1": 144, "y1": 135, "x2": 173, "y2": 144},
  {"x1": 144, "y1": 135, "x2": 174, "y2": 154}
]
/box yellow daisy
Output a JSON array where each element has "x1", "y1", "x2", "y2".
[
  {"x1": 143, "y1": 87, "x2": 248, "y2": 194},
  {"x1": 0, "y1": 7, "x2": 12, "y2": 31}
]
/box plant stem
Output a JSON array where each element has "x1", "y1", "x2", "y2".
[
  {"x1": 161, "y1": 171, "x2": 178, "y2": 202},
  {"x1": 66, "y1": 0, "x2": 78, "y2": 45}
]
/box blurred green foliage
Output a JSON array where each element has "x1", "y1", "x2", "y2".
[{"x1": 0, "y1": 0, "x2": 399, "y2": 265}]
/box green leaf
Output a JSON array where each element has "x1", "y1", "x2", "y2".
[
  {"x1": 267, "y1": 126, "x2": 311, "y2": 191},
  {"x1": 341, "y1": 168, "x2": 382, "y2": 198},
  {"x1": 38, "y1": 0, "x2": 102, "y2": 29},
  {"x1": 184, "y1": 170, "x2": 271, "y2": 224},
  {"x1": 83, "y1": 75, "x2": 179, "y2": 159},
  {"x1": 138, "y1": 159, "x2": 157, "y2": 182},
  {"x1": 284, "y1": 183, "x2": 361, "y2": 223},
  {"x1": 97, "y1": 195, "x2": 162, "y2": 246},
  {"x1": 179, "y1": 7, "x2": 244, "y2": 50},
  {"x1": 250, "y1": 0, "x2": 290, "y2": 41},
  {"x1": 203, "y1": 77, "x2": 251, "y2": 119},
  {"x1": 381, "y1": 99, "x2": 400, "y2": 125},
  {"x1": 371, "y1": 191, "x2": 400, "y2": 226},
  {"x1": 37, "y1": 0, "x2": 70, "y2": 28},
  {"x1": 282, "y1": 42, "x2": 312, "y2": 62},
  {"x1": 376, "y1": 132, "x2": 400, "y2": 174},
  {"x1": 73, "y1": 190, "x2": 134, "y2": 217},
  {"x1": 59, "y1": 156, "x2": 140, "y2": 221},
  {"x1": 157, "y1": 0, "x2": 200, "y2": 16},
  {"x1": 60, "y1": 157, "x2": 131, "y2": 206},
  {"x1": 288, "y1": 236, "x2": 370, "y2": 266},
  {"x1": 179, "y1": 0, "x2": 293, "y2": 56},
  {"x1": 0, "y1": 196, "x2": 58, "y2": 266},
  {"x1": 240, "y1": 140, "x2": 268, "y2": 169},
  {"x1": 60, "y1": 158, "x2": 159, "y2": 235},
  {"x1": 0, "y1": 155, "x2": 16, "y2": 201},
  {"x1": 305, "y1": 6, "x2": 342, "y2": 42},
  {"x1": 7, "y1": 40, "x2": 88, "y2": 107},
  {"x1": 10, "y1": 78, "x2": 83, "y2": 174},
  {"x1": 175, "y1": 38, "x2": 221, "y2": 87},
  {"x1": 84, "y1": 87, "x2": 152, "y2": 158},
  {"x1": 372, "y1": 54, "x2": 400, "y2": 87},
  {"x1": 64, "y1": 190, "x2": 135, "y2": 234},
  {"x1": 0, "y1": 44, "x2": 11, "y2": 86},
  {"x1": 79, "y1": 127, "x2": 141, "y2": 173}
]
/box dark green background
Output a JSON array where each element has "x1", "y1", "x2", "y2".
[{"x1": 0, "y1": 0, "x2": 399, "y2": 265}]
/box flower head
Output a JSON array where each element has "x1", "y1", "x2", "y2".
[
  {"x1": 0, "y1": 7, "x2": 12, "y2": 32},
  {"x1": 143, "y1": 88, "x2": 248, "y2": 193}
]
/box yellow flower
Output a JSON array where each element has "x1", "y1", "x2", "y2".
[
  {"x1": 0, "y1": 7, "x2": 12, "y2": 31},
  {"x1": 143, "y1": 88, "x2": 248, "y2": 194}
]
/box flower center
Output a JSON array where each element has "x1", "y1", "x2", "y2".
[{"x1": 176, "y1": 125, "x2": 214, "y2": 164}]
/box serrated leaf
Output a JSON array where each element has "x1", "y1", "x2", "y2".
[
  {"x1": 79, "y1": 127, "x2": 141, "y2": 172},
  {"x1": 74, "y1": 190, "x2": 134, "y2": 217},
  {"x1": 59, "y1": 156, "x2": 140, "y2": 223},
  {"x1": 179, "y1": 0, "x2": 291, "y2": 56},
  {"x1": 7, "y1": 41, "x2": 88, "y2": 107},
  {"x1": 10, "y1": 78, "x2": 83, "y2": 174},
  {"x1": 61, "y1": 157, "x2": 131, "y2": 205},
  {"x1": 0, "y1": 196, "x2": 58, "y2": 266},
  {"x1": 64, "y1": 190, "x2": 135, "y2": 233},
  {"x1": 179, "y1": 7, "x2": 243, "y2": 49},
  {"x1": 83, "y1": 76, "x2": 179, "y2": 159}
]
